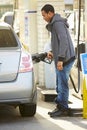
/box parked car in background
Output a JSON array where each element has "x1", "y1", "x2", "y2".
[
  {"x1": 0, "y1": 22, "x2": 37, "y2": 117},
  {"x1": 0, "y1": 11, "x2": 14, "y2": 26},
  {"x1": 0, "y1": 11, "x2": 19, "y2": 36}
]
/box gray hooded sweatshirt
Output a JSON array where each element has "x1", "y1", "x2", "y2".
[{"x1": 46, "y1": 13, "x2": 75, "y2": 67}]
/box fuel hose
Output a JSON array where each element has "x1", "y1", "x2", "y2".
[{"x1": 70, "y1": 0, "x2": 81, "y2": 93}]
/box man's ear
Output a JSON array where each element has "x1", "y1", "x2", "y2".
[
  {"x1": 48, "y1": 11, "x2": 54, "y2": 17},
  {"x1": 48, "y1": 11, "x2": 51, "y2": 15}
]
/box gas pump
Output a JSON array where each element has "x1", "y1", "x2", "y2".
[{"x1": 69, "y1": 0, "x2": 82, "y2": 94}]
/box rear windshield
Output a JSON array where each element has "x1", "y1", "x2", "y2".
[{"x1": 0, "y1": 29, "x2": 18, "y2": 47}]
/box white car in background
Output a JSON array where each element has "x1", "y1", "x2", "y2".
[
  {"x1": 0, "y1": 11, "x2": 14, "y2": 27},
  {"x1": 0, "y1": 11, "x2": 19, "y2": 35},
  {"x1": 0, "y1": 22, "x2": 37, "y2": 117}
]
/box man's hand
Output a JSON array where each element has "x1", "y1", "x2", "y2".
[
  {"x1": 47, "y1": 51, "x2": 53, "y2": 59},
  {"x1": 57, "y1": 61, "x2": 63, "y2": 70}
]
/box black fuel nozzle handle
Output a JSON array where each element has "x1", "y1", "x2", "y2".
[
  {"x1": 32, "y1": 52, "x2": 47, "y2": 60},
  {"x1": 38, "y1": 52, "x2": 47, "y2": 60},
  {"x1": 32, "y1": 52, "x2": 52, "y2": 64}
]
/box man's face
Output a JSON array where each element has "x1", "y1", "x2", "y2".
[{"x1": 41, "y1": 10, "x2": 51, "y2": 22}]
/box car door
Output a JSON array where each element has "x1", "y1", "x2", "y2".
[{"x1": 0, "y1": 26, "x2": 21, "y2": 82}]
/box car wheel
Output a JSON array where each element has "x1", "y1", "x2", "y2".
[{"x1": 19, "y1": 103, "x2": 36, "y2": 117}]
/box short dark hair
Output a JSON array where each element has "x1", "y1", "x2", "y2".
[{"x1": 41, "y1": 4, "x2": 55, "y2": 13}]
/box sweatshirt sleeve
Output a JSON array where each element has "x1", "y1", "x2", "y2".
[{"x1": 54, "y1": 21, "x2": 68, "y2": 61}]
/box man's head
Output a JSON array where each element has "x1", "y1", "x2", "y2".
[{"x1": 41, "y1": 4, "x2": 55, "y2": 22}]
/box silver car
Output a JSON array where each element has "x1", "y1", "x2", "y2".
[{"x1": 0, "y1": 22, "x2": 37, "y2": 117}]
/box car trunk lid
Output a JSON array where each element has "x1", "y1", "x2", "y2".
[{"x1": 0, "y1": 49, "x2": 21, "y2": 82}]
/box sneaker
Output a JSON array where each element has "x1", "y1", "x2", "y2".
[
  {"x1": 50, "y1": 109, "x2": 69, "y2": 117},
  {"x1": 48, "y1": 107, "x2": 59, "y2": 115}
]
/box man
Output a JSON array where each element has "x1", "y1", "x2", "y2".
[{"x1": 41, "y1": 4, "x2": 76, "y2": 117}]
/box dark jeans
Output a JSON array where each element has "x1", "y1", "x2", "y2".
[{"x1": 55, "y1": 61, "x2": 74, "y2": 109}]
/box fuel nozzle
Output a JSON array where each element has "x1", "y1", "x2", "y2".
[{"x1": 32, "y1": 52, "x2": 52, "y2": 64}]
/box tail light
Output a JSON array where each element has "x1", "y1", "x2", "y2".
[{"x1": 19, "y1": 52, "x2": 33, "y2": 73}]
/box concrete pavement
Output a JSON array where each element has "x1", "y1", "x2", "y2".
[{"x1": 37, "y1": 87, "x2": 87, "y2": 130}]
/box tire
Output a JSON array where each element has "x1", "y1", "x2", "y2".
[{"x1": 19, "y1": 103, "x2": 36, "y2": 117}]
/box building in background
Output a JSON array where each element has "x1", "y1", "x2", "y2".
[
  {"x1": 64, "y1": 0, "x2": 73, "y2": 10},
  {"x1": 0, "y1": 0, "x2": 14, "y2": 18}
]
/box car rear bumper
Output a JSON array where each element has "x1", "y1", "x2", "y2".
[{"x1": 0, "y1": 71, "x2": 37, "y2": 104}]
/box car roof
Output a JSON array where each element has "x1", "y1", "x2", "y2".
[
  {"x1": 0, "y1": 22, "x2": 11, "y2": 30},
  {"x1": 2, "y1": 11, "x2": 14, "y2": 16}
]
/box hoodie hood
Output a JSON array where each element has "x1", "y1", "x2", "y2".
[{"x1": 46, "y1": 13, "x2": 69, "y2": 32}]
